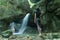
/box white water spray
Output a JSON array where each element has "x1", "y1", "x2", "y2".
[
  {"x1": 10, "y1": 13, "x2": 30, "y2": 35},
  {"x1": 9, "y1": 22, "x2": 16, "y2": 34}
]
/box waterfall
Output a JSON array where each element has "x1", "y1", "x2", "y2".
[
  {"x1": 19, "y1": 13, "x2": 30, "y2": 34},
  {"x1": 10, "y1": 13, "x2": 30, "y2": 35}
]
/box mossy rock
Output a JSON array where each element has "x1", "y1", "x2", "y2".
[{"x1": 1, "y1": 30, "x2": 12, "y2": 38}]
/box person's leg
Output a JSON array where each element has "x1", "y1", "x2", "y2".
[
  {"x1": 37, "y1": 24, "x2": 41, "y2": 33},
  {"x1": 36, "y1": 18, "x2": 41, "y2": 33}
]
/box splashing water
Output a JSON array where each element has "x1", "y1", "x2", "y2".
[
  {"x1": 9, "y1": 22, "x2": 16, "y2": 34},
  {"x1": 10, "y1": 13, "x2": 30, "y2": 35}
]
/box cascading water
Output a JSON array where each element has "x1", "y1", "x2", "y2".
[
  {"x1": 19, "y1": 13, "x2": 30, "y2": 34},
  {"x1": 10, "y1": 13, "x2": 30, "y2": 35}
]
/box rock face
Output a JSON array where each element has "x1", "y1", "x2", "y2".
[
  {"x1": 0, "y1": 0, "x2": 30, "y2": 36},
  {"x1": 0, "y1": 0, "x2": 30, "y2": 20},
  {"x1": 0, "y1": 0, "x2": 60, "y2": 38},
  {"x1": 30, "y1": 0, "x2": 60, "y2": 32},
  {"x1": 40, "y1": 0, "x2": 60, "y2": 32}
]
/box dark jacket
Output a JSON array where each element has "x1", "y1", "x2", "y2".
[{"x1": 35, "y1": 8, "x2": 41, "y2": 18}]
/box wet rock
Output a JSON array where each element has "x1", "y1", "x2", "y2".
[{"x1": 9, "y1": 35, "x2": 17, "y2": 39}]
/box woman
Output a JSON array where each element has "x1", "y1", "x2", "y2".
[{"x1": 34, "y1": 8, "x2": 41, "y2": 33}]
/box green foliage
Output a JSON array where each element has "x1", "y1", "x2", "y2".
[
  {"x1": 1, "y1": 29, "x2": 12, "y2": 38},
  {"x1": 0, "y1": 0, "x2": 60, "y2": 37},
  {"x1": 30, "y1": 0, "x2": 40, "y2": 3},
  {"x1": 41, "y1": 0, "x2": 60, "y2": 32},
  {"x1": 0, "y1": 0, "x2": 30, "y2": 20}
]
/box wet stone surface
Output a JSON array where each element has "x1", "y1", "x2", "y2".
[{"x1": 0, "y1": 33, "x2": 60, "y2": 40}]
